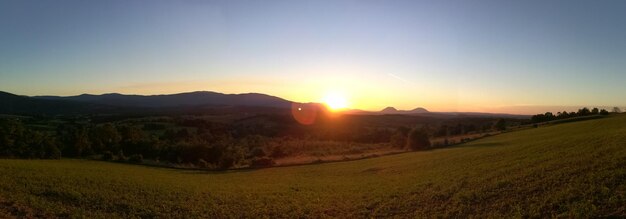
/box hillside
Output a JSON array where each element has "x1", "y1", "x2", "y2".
[
  {"x1": 0, "y1": 115, "x2": 625, "y2": 217},
  {"x1": 0, "y1": 91, "x2": 113, "y2": 115},
  {"x1": 1, "y1": 90, "x2": 296, "y2": 116},
  {"x1": 35, "y1": 91, "x2": 293, "y2": 108},
  {"x1": 380, "y1": 106, "x2": 429, "y2": 114}
]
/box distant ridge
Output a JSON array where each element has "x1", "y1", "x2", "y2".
[
  {"x1": 380, "y1": 106, "x2": 429, "y2": 114},
  {"x1": 2, "y1": 90, "x2": 528, "y2": 118},
  {"x1": 35, "y1": 91, "x2": 293, "y2": 108},
  {"x1": 0, "y1": 91, "x2": 112, "y2": 115},
  {"x1": 381, "y1": 107, "x2": 398, "y2": 113}
]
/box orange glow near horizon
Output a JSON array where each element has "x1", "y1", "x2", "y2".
[{"x1": 321, "y1": 91, "x2": 348, "y2": 111}]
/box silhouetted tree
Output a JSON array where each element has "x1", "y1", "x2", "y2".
[
  {"x1": 406, "y1": 127, "x2": 430, "y2": 151},
  {"x1": 600, "y1": 109, "x2": 610, "y2": 115},
  {"x1": 493, "y1": 119, "x2": 507, "y2": 131},
  {"x1": 578, "y1": 107, "x2": 591, "y2": 116},
  {"x1": 591, "y1": 108, "x2": 599, "y2": 114},
  {"x1": 90, "y1": 123, "x2": 121, "y2": 153},
  {"x1": 613, "y1": 107, "x2": 622, "y2": 113}
]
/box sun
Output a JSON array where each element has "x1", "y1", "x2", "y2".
[{"x1": 322, "y1": 92, "x2": 348, "y2": 110}]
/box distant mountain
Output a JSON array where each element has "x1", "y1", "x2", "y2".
[
  {"x1": 379, "y1": 106, "x2": 429, "y2": 114},
  {"x1": 381, "y1": 107, "x2": 398, "y2": 114},
  {"x1": 2, "y1": 90, "x2": 529, "y2": 118},
  {"x1": 409, "y1": 107, "x2": 429, "y2": 113},
  {"x1": 342, "y1": 106, "x2": 527, "y2": 118},
  {"x1": 0, "y1": 91, "x2": 115, "y2": 115},
  {"x1": 35, "y1": 91, "x2": 293, "y2": 108},
  {"x1": 0, "y1": 91, "x2": 295, "y2": 116}
]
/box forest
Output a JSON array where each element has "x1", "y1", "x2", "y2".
[{"x1": 0, "y1": 111, "x2": 528, "y2": 169}]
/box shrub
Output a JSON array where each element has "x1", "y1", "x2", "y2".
[
  {"x1": 270, "y1": 146, "x2": 287, "y2": 158},
  {"x1": 129, "y1": 154, "x2": 143, "y2": 163},
  {"x1": 249, "y1": 147, "x2": 266, "y2": 158},
  {"x1": 117, "y1": 150, "x2": 127, "y2": 161},
  {"x1": 44, "y1": 143, "x2": 62, "y2": 159},
  {"x1": 493, "y1": 119, "x2": 506, "y2": 131},
  {"x1": 389, "y1": 132, "x2": 407, "y2": 148},
  {"x1": 407, "y1": 128, "x2": 430, "y2": 151},
  {"x1": 218, "y1": 156, "x2": 235, "y2": 170},
  {"x1": 600, "y1": 109, "x2": 610, "y2": 115},
  {"x1": 250, "y1": 157, "x2": 275, "y2": 168},
  {"x1": 197, "y1": 159, "x2": 209, "y2": 169},
  {"x1": 102, "y1": 151, "x2": 114, "y2": 161}
]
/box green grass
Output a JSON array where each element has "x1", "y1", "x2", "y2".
[{"x1": 1, "y1": 115, "x2": 625, "y2": 217}]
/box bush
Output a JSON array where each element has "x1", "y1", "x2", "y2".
[
  {"x1": 218, "y1": 156, "x2": 235, "y2": 170},
  {"x1": 389, "y1": 132, "x2": 407, "y2": 148},
  {"x1": 197, "y1": 159, "x2": 209, "y2": 169},
  {"x1": 45, "y1": 143, "x2": 62, "y2": 159},
  {"x1": 270, "y1": 146, "x2": 287, "y2": 158},
  {"x1": 493, "y1": 119, "x2": 506, "y2": 131},
  {"x1": 407, "y1": 128, "x2": 430, "y2": 151},
  {"x1": 102, "y1": 151, "x2": 114, "y2": 161},
  {"x1": 600, "y1": 109, "x2": 610, "y2": 115},
  {"x1": 117, "y1": 150, "x2": 127, "y2": 161},
  {"x1": 249, "y1": 147, "x2": 266, "y2": 158},
  {"x1": 129, "y1": 154, "x2": 143, "y2": 163},
  {"x1": 250, "y1": 157, "x2": 275, "y2": 168}
]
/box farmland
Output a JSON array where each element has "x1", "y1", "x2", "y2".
[{"x1": 0, "y1": 115, "x2": 625, "y2": 217}]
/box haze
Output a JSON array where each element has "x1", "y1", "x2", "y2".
[{"x1": 1, "y1": 0, "x2": 626, "y2": 114}]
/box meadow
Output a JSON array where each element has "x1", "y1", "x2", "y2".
[{"x1": 0, "y1": 115, "x2": 624, "y2": 217}]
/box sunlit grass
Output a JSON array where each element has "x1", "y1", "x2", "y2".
[{"x1": 0, "y1": 115, "x2": 625, "y2": 217}]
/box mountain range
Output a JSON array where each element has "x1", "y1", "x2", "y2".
[
  {"x1": 35, "y1": 91, "x2": 292, "y2": 108},
  {"x1": 0, "y1": 91, "x2": 295, "y2": 116},
  {"x1": 0, "y1": 90, "x2": 526, "y2": 118},
  {"x1": 380, "y1": 106, "x2": 429, "y2": 114}
]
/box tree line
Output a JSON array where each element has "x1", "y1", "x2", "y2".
[
  {"x1": 530, "y1": 107, "x2": 617, "y2": 123},
  {"x1": 0, "y1": 114, "x2": 520, "y2": 169}
]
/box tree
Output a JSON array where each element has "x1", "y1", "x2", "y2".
[
  {"x1": 613, "y1": 107, "x2": 622, "y2": 113},
  {"x1": 591, "y1": 108, "x2": 599, "y2": 114},
  {"x1": 578, "y1": 107, "x2": 591, "y2": 116},
  {"x1": 390, "y1": 132, "x2": 407, "y2": 148},
  {"x1": 42, "y1": 137, "x2": 61, "y2": 159},
  {"x1": 60, "y1": 127, "x2": 92, "y2": 157},
  {"x1": 119, "y1": 125, "x2": 146, "y2": 155},
  {"x1": 493, "y1": 119, "x2": 507, "y2": 131},
  {"x1": 90, "y1": 123, "x2": 121, "y2": 153},
  {"x1": 406, "y1": 127, "x2": 430, "y2": 151},
  {"x1": 600, "y1": 109, "x2": 610, "y2": 115}
]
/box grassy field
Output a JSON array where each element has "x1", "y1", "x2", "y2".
[{"x1": 1, "y1": 115, "x2": 625, "y2": 218}]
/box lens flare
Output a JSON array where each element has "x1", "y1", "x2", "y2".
[{"x1": 291, "y1": 103, "x2": 318, "y2": 125}]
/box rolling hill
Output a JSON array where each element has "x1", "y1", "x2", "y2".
[
  {"x1": 35, "y1": 91, "x2": 292, "y2": 108},
  {"x1": 380, "y1": 106, "x2": 429, "y2": 114},
  {"x1": 0, "y1": 91, "x2": 295, "y2": 116},
  {"x1": 0, "y1": 91, "x2": 115, "y2": 115},
  {"x1": 0, "y1": 115, "x2": 624, "y2": 217}
]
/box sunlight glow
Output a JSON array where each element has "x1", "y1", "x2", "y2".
[{"x1": 322, "y1": 91, "x2": 348, "y2": 110}]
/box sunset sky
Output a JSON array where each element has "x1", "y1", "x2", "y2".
[{"x1": 1, "y1": 0, "x2": 626, "y2": 114}]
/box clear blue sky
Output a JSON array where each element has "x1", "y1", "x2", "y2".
[{"x1": 1, "y1": 0, "x2": 625, "y2": 113}]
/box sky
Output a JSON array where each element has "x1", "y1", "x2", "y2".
[{"x1": 1, "y1": 0, "x2": 626, "y2": 114}]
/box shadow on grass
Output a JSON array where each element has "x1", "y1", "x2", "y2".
[{"x1": 450, "y1": 142, "x2": 505, "y2": 148}]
